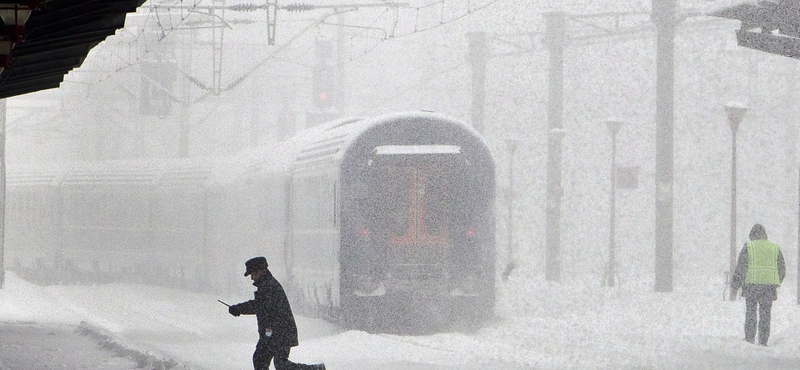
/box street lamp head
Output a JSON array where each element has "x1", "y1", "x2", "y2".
[
  {"x1": 604, "y1": 119, "x2": 625, "y2": 136},
  {"x1": 504, "y1": 137, "x2": 521, "y2": 152},
  {"x1": 724, "y1": 101, "x2": 748, "y2": 124},
  {"x1": 549, "y1": 127, "x2": 566, "y2": 139}
]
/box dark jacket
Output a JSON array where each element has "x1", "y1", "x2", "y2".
[
  {"x1": 232, "y1": 270, "x2": 299, "y2": 348},
  {"x1": 731, "y1": 241, "x2": 786, "y2": 300}
]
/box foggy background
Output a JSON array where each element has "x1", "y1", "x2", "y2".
[{"x1": 6, "y1": 0, "x2": 799, "y2": 298}]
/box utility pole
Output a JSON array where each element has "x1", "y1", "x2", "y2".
[
  {"x1": 725, "y1": 102, "x2": 746, "y2": 301},
  {"x1": 179, "y1": 27, "x2": 193, "y2": 157},
  {"x1": 249, "y1": 71, "x2": 263, "y2": 146},
  {"x1": 502, "y1": 138, "x2": 520, "y2": 281},
  {"x1": 308, "y1": 38, "x2": 337, "y2": 126},
  {"x1": 492, "y1": 8, "x2": 686, "y2": 289},
  {"x1": 0, "y1": 99, "x2": 6, "y2": 289},
  {"x1": 336, "y1": 12, "x2": 347, "y2": 115},
  {"x1": 544, "y1": 12, "x2": 566, "y2": 282},
  {"x1": 652, "y1": 0, "x2": 676, "y2": 292},
  {"x1": 488, "y1": 11, "x2": 657, "y2": 284},
  {"x1": 469, "y1": 31, "x2": 487, "y2": 134},
  {"x1": 211, "y1": 0, "x2": 226, "y2": 95},
  {"x1": 605, "y1": 120, "x2": 624, "y2": 287},
  {"x1": 266, "y1": 0, "x2": 278, "y2": 45}
]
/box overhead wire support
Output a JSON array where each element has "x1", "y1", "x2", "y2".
[
  {"x1": 148, "y1": 2, "x2": 408, "y2": 11},
  {"x1": 283, "y1": 3, "x2": 315, "y2": 12},
  {"x1": 148, "y1": 2, "x2": 409, "y2": 45},
  {"x1": 281, "y1": 2, "x2": 409, "y2": 11},
  {"x1": 275, "y1": 2, "x2": 409, "y2": 44},
  {"x1": 267, "y1": 0, "x2": 277, "y2": 46}
]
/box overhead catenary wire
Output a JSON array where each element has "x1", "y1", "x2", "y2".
[{"x1": 68, "y1": 0, "x2": 502, "y2": 91}]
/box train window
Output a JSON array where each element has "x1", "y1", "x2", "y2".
[
  {"x1": 322, "y1": 175, "x2": 333, "y2": 227},
  {"x1": 332, "y1": 180, "x2": 337, "y2": 227},
  {"x1": 294, "y1": 179, "x2": 308, "y2": 228},
  {"x1": 297, "y1": 174, "x2": 338, "y2": 229},
  {"x1": 313, "y1": 180, "x2": 321, "y2": 228},
  {"x1": 40, "y1": 192, "x2": 49, "y2": 229},
  {"x1": 387, "y1": 168, "x2": 410, "y2": 237},
  {"x1": 171, "y1": 190, "x2": 204, "y2": 227},
  {"x1": 350, "y1": 181, "x2": 368, "y2": 199},
  {"x1": 64, "y1": 191, "x2": 101, "y2": 227},
  {"x1": 25, "y1": 192, "x2": 33, "y2": 227},
  {"x1": 18, "y1": 192, "x2": 27, "y2": 225},
  {"x1": 263, "y1": 176, "x2": 287, "y2": 231},
  {"x1": 423, "y1": 171, "x2": 449, "y2": 237},
  {"x1": 37, "y1": 192, "x2": 48, "y2": 229},
  {"x1": 294, "y1": 177, "x2": 321, "y2": 229},
  {"x1": 110, "y1": 191, "x2": 150, "y2": 228}
]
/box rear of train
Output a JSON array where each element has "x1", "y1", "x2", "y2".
[{"x1": 288, "y1": 112, "x2": 495, "y2": 333}]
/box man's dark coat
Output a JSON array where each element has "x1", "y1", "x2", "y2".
[{"x1": 232, "y1": 270, "x2": 299, "y2": 348}]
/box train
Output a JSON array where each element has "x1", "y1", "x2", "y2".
[{"x1": 5, "y1": 111, "x2": 496, "y2": 332}]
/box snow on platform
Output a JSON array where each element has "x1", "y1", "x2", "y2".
[{"x1": 2, "y1": 271, "x2": 800, "y2": 370}]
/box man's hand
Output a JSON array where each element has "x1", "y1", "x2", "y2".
[{"x1": 229, "y1": 304, "x2": 241, "y2": 317}]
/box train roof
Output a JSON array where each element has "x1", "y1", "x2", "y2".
[
  {"x1": 7, "y1": 157, "x2": 223, "y2": 187},
  {"x1": 6, "y1": 162, "x2": 71, "y2": 186},
  {"x1": 291, "y1": 111, "x2": 487, "y2": 170},
  {"x1": 204, "y1": 112, "x2": 475, "y2": 182},
  {"x1": 6, "y1": 112, "x2": 490, "y2": 187}
]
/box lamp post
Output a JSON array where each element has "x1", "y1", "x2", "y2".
[
  {"x1": 725, "y1": 101, "x2": 747, "y2": 301},
  {"x1": 502, "y1": 138, "x2": 520, "y2": 281},
  {"x1": 605, "y1": 119, "x2": 624, "y2": 287}
]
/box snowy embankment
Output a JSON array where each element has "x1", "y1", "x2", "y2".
[{"x1": 2, "y1": 271, "x2": 800, "y2": 370}]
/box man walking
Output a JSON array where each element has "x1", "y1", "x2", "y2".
[
  {"x1": 731, "y1": 224, "x2": 786, "y2": 346},
  {"x1": 228, "y1": 256, "x2": 326, "y2": 370}
]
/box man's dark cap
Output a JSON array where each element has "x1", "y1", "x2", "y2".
[{"x1": 244, "y1": 256, "x2": 268, "y2": 276}]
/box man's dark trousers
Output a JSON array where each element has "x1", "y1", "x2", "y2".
[
  {"x1": 745, "y1": 293, "x2": 773, "y2": 345},
  {"x1": 253, "y1": 338, "x2": 315, "y2": 370}
]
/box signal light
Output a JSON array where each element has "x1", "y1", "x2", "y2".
[
  {"x1": 466, "y1": 228, "x2": 474, "y2": 238},
  {"x1": 361, "y1": 228, "x2": 369, "y2": 237},
  {"x1": 313, "y1": 39, "x2": 335, "y2": 109},
  {"x1": 313, "y1": 83, "x2": 333, "y2": 108}
]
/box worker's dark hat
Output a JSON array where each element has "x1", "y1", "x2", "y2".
[{"x1": 244, "y1": 256, "x2": 268, "y2": 276}]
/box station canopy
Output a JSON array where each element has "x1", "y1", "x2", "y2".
[
  {"x1": 710, "y1": 0, "x2": 800, "y2": 59},
  {"x1": 0, "y1": 0, "x2": 145, "y2": 99}
]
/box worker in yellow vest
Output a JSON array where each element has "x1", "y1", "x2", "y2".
[{"x1": 731, "y1": 224, "x2": 786, "y2": 346}]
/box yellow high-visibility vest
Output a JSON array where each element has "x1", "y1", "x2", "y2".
[{"x1": 745, "y1": 240, "x2": 780, "y2": 285}]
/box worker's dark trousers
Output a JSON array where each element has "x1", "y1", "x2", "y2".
[{"x1": 745, "y1": 294, "x2": 773, "y2": 345}]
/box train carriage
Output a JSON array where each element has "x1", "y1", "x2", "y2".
[
  {"x1": 5, "y1": 111, "x2": 495, "y2": 333},
  {"x1": 6, "y1": 164, "x2": 66, "y2": 276},
  {"x1": 284, "y1": 112, "x2": 495, "y2": 331},
  {"x1": 7, "y1": 159, "x2": 219, "y2": 286}
]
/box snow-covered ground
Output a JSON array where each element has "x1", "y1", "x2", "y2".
[{"x1": 2, "y1": 270, "x2": 800, "y2": 370}]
